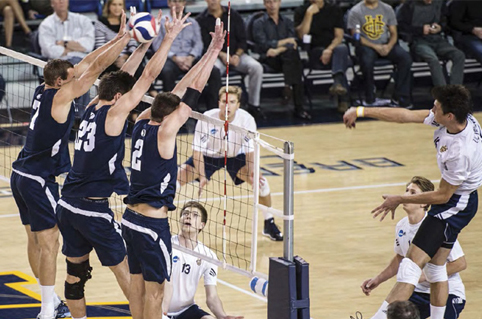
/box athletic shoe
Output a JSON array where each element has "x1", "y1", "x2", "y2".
[
  {"x1": 56, "y1": 300, "x2": 71, "y2": 318},
  {"x1": 350, "y1": 311, "x2": 363, "y2": 319},
  {"x1": 262, "y1": 218, "x2": 283, "y2": 241},
  {"x1": 36, "y1": 314, "x2": 55, "y2": 319}
]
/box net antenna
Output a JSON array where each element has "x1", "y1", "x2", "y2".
[{"x1": 222, "y1": 2, "x2": 231, "y2": 268}]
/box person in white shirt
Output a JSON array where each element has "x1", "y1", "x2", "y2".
[
  {"x1": 39, "y1": 0, "x2": 95, "y2": 116},
  {"x1": 162, "y1": 201, "x2": 243, "y2": 319},
  {"x1": 361, "y1": 176, "x2": 466, "y2": 319},
  {"x1": 343, "y1": 84, "x2": 482, "y2": 319},
  {"x1": 177, "y1": 86, "x2": 283, "y2": 241}
]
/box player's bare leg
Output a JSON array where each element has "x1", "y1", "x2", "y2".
[
  {"x1": 427, "y1": 247, "x2": 451, "y2": 318},
  {"x1": 25, "y1": 225, "x2": 40, "y2": 278},
  {"x1": 108, "y1": 257, "x2": 130, "y2": 299},
  {"x1": 144, "y1": 280, "x2": 165, "y2": 319},
  {"x1": 386, "y1": 244, "x2": 430, "y2": 303},
  {"x1": 129, "y1": 274, "x2": 145, "y2": 319}
]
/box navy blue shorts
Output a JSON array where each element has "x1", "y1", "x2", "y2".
[
  {"x1": 168, "y1": 304, "x2": 210, "y2": 319},
  {"x1": 10, "y1": 170, "x2": 59, "y2": 232},
  {"x1": 56, "y1": 197, "x2": 126, "y2": 266},
  {"x1": 409, "y1": 291, "x2": 465, "y2": 319},
  {"x1": 121, "y1": 208, "x2": 172, "y2": 284},
  {"x1": 428, "y1": 191, "x2": 478, "y2": 243},
  {"x1": 185, "y1": 154, "x2": 246, "y2": 185}
]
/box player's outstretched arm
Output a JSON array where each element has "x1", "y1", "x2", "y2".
[
  {"x1": 205, "y1": 285, "x2": 244, "y2": 319},
  {"x1": 83, "y1": 41, "x2": 153, "y2": 109},
  {"x1": 51, "y1": 32, "x2": 132, "y2": 122},
  {"x1": 74, "y1": 11, "x2": 128, "y2": 77},
  {"x1": 171, "y1": 19, "x2": 226, "y2": 98},
  {"x1": 343, "y1": 106, "x2": 430, "y2": 129},
  {"x1": 361, "y1": 254, "x2": 403, "y2": 296},
  {"x1": 109, "y1": 8, "x2": 191, "y2": 122},
  {"x1": 372, "y1": 178, "x2": 459, "y2": 221}
]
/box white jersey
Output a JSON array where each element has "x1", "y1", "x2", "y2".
[
  {"x1": 193, "y1": 109, "x2": 256, "y2": 158},
  {"x1": 168, "y1": 235, "x2": 218, "y2": 316},
  {"x1": 394, "y1": 215, "x2": 466, "y2": 299},
  {"x1": 424, "y1": 111, "x2": 482, "y2": 194}
]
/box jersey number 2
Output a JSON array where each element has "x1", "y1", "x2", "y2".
[
  {"x1": 132, "y1": 138, "x2": 144, "y2": 171},
  {"x1": 75, "y1": 120, "x2": 97, "y2": 152}
]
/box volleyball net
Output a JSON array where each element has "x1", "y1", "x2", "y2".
[{"x1": 0, "y1": 46, "x2": 295, "y2": 283}]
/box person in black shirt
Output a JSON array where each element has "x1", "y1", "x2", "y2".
[
  {"x1": 253, "y1": 0, "x2": 311, "y2": 120},
  {"x1": 448, "y1": 0, "x2": 482, "y2": 66},
  {"x1": 294, "y1": 0, "x2": 350, "y2": 113},
  {"x1": 197, "y1": 0, "x2": 264, "y2": 116}
]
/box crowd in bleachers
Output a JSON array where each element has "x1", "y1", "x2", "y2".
[{"x1": 2, "y1": 0, "x2": 482, "y2": 122}]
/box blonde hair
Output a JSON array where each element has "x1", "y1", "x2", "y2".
[
  {"x1": 407, "y1": 176, "x2": 435, "y2": 211},
  {"x1": 102, "y1": 0, "x2": 125, "y2": 18},
  {"x1": 218, "y1": 86, "x2": 242, "y2": 102}
]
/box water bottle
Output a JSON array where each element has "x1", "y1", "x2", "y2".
[{"x1": 354, "y1": 24, "x2": 361, "y2": 42}]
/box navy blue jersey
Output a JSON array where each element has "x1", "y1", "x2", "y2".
[
  {"x1": 62, "y1": 103, "x2": 128, "y2": 198},
  {"x1": 12, "y1": 85, "x2": 74, "y2": 179},
  {"x1": 124, "y1": 119, "x2": 177, "y2": 210}
]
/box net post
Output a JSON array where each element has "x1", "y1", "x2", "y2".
[
  {"x1": 283, "y1": 141, "x2": 294, "y2": 261},
  {"x1": 250, "y1": 133, "x2": 261, "y2": 274}
]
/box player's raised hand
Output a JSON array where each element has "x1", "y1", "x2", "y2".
[
  {"x1": 371, "y1": 194, "x2": 401, "y2": 221},
  {"x1": 117, "y1": 10, "x2": 127, "y2": 39},
  {"x1": 164, "y1": 6, "x2": 192, "y2": 38},
  {"x1": 361, "y1": 277, "x2": 380, "y2": 296},
  {"x1": 343, "y1": 107, "x2": 358, "y2": 129},
  {"x1": 209, "y1": 18, "x2": 226, "y2": 51}
]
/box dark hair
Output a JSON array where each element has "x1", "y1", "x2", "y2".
[
  {"x1": 98, "y1": 70, "x2": 136, "y2": 101},
  {"x1": 431, "y1": 85, "x2": 472, "y2": 124},
  {"x1": 407, "y1": 176, "x2": 434, "y2": 211},
  {"x1": 180, "y1": 201, "x2": 208, "y2": 224},
  {"x1": 151, "y1": 92, "x2": 181, "y2": 122},
  {"x1": 387, "y1": 301, "x2": 420, "y2": 319},
  {"x1": 44, "y1": 59, "x2": 73, "y2": 86}
]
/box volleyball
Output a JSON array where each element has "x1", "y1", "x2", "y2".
[{"x1": 128, "y1": 12, "x2": 160, "y2": 43}]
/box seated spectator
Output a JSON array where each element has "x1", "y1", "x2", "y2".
[
  {"x1": 20, "y1": 0, "x2": 53, "y2": 19},
  {"x1": 0, "y1": 0, "x2": 32, "y2": 48},
  {"x1": 347, "y1": 0, "x2": 413, "y2": 107},
  {"x1": 448, "y1": 0, "x2": 482, "y2": 66},
  {"x1": 153, "y1": 0, "x2": 221, "y2": 109},
  {"x1": 39, "y1": 0, "x2": 95, "y2": 117},
  {"x1": 294, "y1": 0, "x2": 350, "y2": 113},
  {"x1": 387, "y1": 301, "x2": 421, "y2": 319},
  {"x1": 95, "y1": 0, "x2": 137, "y2": 74},
  {"x1": 398, "y1": 0, "x2": 465, "y2": 87},
  {"x1": 197, "y1": 0, "x2": 264, "y2": 117},
  {"x1": 253, "y1": 0, "x2": 312, "y2": 120}
]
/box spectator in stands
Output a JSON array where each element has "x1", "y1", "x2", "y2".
[
  {"x1": 398, "y1": 0, "x2": 465, "y2": 87},
  {"x1": 153, "y1": 0, "x2": 221, "y2": 109},
  {"x1": 39, "y1": 0, "x2": 95, "y2": 116},
  {"x1": 94, "y1": 0, "x2": 137, "y2": 74},
  {"x1": 387, "y1": 301, "x2": 421, "y2": 319},
  {"x1": 0, "y1": 0, "x2": 32, "y2": 48},
  {"x1": 347, "y1": 0, "x2": 413, "y2": 107},
  {"x1": 448, "y1": 0, "x2": 482, "y2": 66},
  {"x1": 197, "y1": 0, "x2": 264, "y2": 117},
  {"x1": 20, "y1": 0, "x2": 53, "y2": 19},
  {"x1": 294, "y1": 0, "x2": 350, "y2": 113},
  {"x1": 253, "y1": 0, "x2": 312, "y2": 120}
]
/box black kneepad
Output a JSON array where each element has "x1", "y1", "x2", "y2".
[{"x1": 65, "y1": 259, "x2": 93, "y2": 300}]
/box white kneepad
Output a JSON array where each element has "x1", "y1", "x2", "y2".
[
  {"x1": 259, "y1": 177, "x2": 271, "y2": 197},
  {"x1": 397, "y1": 258, "x2": 422, "y2": 286},
  {"x1": 423, "y1": 263, "x2": 448, "y2": 283}
]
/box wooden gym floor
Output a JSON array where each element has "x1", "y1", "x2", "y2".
[{"x1": 0, "y1": 113, "x2": 481, "y2": 319}]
